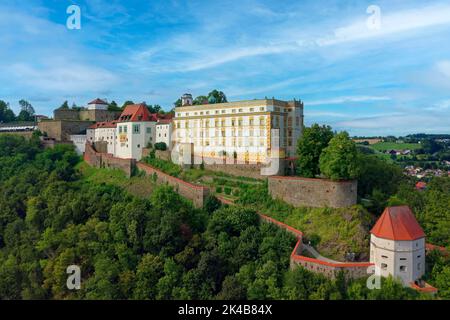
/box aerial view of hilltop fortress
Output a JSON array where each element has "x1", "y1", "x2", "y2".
[{"x1": 0, "y1": 0, "x2": 448, "y2": 310}]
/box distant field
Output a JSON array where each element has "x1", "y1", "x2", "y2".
[{"x1": 370, "y1": 142, "x2": 421, "y2": 151}]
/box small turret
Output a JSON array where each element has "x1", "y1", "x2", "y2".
[{"x1": 181, "y1": 93, "x2": 193, "y2": 106}]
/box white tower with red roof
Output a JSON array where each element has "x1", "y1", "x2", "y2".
[
  {"x1": 87, "y1": 98, "x2": 108, "y2": 110},
  {"x1": 370, "y1": 206, "x2": 426, "y2": 286}
]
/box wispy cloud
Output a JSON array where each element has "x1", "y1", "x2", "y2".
[
  {"x1": 7, "y1": 63, "x2": 118, "y2": 92},
  {"x1": 2, "y1": 0, "x2": 450, "y2": 136},
  {"x1": 317, "y1": 4, "x2": 450, "y2": 46},
  {"x1": 131, "y1": 3, "x2": 450, "y2": 73},
  {"x1": 425, "y1": 99, "x2": 450, "y2": 111},
  {"x1": 437, "y1": 60, "x2": 450, "y2": 78},
  {"x1": 307, "y1": 96, "x2": 391, "y2": 106},
  {"x1": 305, "y1": 111, "x2": 348, "y2": 118}
]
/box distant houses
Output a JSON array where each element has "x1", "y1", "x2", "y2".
[
  {"x1": 415, "y1": 181, "x2": 427, "y2": 191},
  {"x1": 404, "y1": 165, "x2": 450, "y2": 179},
  {"x1": 387, "y1": 149, "x2": 412, "y2": 156}
]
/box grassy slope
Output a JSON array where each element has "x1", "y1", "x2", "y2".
[
  {"x1": 288, "y1": 206, "x2": 374, "y2": 261},
  {"x1": 260, "y1": 202, "x2": 375, "y2": 261},
  {"x1": 78, "y1": 160, "x2": 375, "y2": 261},
  {"x1": 77, "y1": 162, "x2": 156, "y2": 198}
]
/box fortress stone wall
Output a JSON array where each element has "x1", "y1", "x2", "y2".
[
  {"x1": 268, "y1": 176, "x2": 357, "y2": 208},
  {"x1": 258, "y1": 211, "x2": 372, "y2": 280},
  {"x1": 211, "y1": 201, "x2": 374, "y2": 280},
  {"x1": 200, "y1": 161, "x2": 264, "y2": 179},
  {"x1": 54, "y1": 109, "x2": 120, "y2": 122},
  {"x1": 136, "y1": 162, "x2": 209, "y2": 208},
  {"x1": 290, "y1": 255, "x2": 373, "y2": 280},
  {"x1": 84, "y1": 144, "x2": 209, "y2": 207},
  {"x1": 53, "y1": 109, "x2": 80, "y2": 120},
  {"x1": 190, "y1": 156, "x2": 287, "y2": 179},
  {"x1": 38, "y1": 120, "x2": 94, "y2": 142},
  {"x1": 84, "y1": 143, "x2": 135, "y2": 177}
]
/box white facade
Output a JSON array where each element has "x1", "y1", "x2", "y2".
[
  {"x1": 70, "y1": 135, "x2": 87, "y2": 155},
  {"x1": 87, "y1": 99, "x2": 108, "y2": 110},
  {"x1": 115, "y1": 121, "x2": 156, "y2": 160},
  {"x1": 370, "y1": 234, "x2": 426, "y2": 286},
  {"x1": 155, "y1": 122, "x2": 172, "y2": 150},
  {"x1": 173, "y1": 98, "x2": 304, "y2": 164},
  {"x1": 181, "y1": 93, "x2": 193, "y2": 106},
  {"x1": 86, "y1": 128, "x2": 95, "y2": 143},
  {"x1": 86, "y1": 125, "x2": 116, "y2": 154}
]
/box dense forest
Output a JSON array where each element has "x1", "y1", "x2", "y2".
[{"x1": 0, "y1": 134, "x2": 448, "y2": 299}]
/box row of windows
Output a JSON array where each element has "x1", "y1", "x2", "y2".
[
  {"x1": 177, "y1": 106, "x2": 299, "y2": 118},
  {"x1": 381, "y1": 255, "x2": 422, "y2": 260},
  {"x1": 195, "y1": 140, "x2": 268, "y2": 147},
  {"x1": 176, "y1": 129, "x2": 292, "y2": 139},
  {"x1": 177, "y1": 106, "x2": 267, "y2": 117},
  {"x1": 179, "y1": 129, "x2": 268, "y2": 138},
  {"x1": 175, "y1": 116, "x2": 300, "y2": 129},
  {"x1": 118, "y1": 125, "x2": 152, "y2": 134},
  {"x1": 380, "y1": 263, "x2": 421, "y2": 272}
]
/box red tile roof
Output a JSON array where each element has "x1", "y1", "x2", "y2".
[
  {"x1": 88, "y1": 98, "x2": 108, "y2": 105},
  {"x1": 371, "y1": 206, "x2": 425, "y2": 241},
  {"x1": 157, "y1": 119, "x2": 172, "y2": 124},
  {"x1": 410, "y1": 281, "x2": 438, "y2": 293},
  {"x1": 159, "y1": 113, "x2": 174, "y2": 120},
  {"x1": 88, "y1": 121, "x2": 117, "y2": 129},
  {"x1": 416, "y1": 181, "x2": 427, "y2": 190},
  {"x1": 426, "y1": 243, "x2": 449, "y2": 255},
  {"x1": 118, "y1": 104, "x2": 153, "y2": 122}
]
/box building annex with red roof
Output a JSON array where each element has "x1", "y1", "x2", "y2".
[
  {"x1": 85, "y1": 102, "x2": 174, "y2": 160},
  {"x1": 86, "y1": 120, "x2": 118, "y2": 154},
  {"x1": 115, "y1": 103, "x2": 163, "y2": 160}
]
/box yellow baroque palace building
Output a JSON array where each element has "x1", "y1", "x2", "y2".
[{"x1": 173, "y1": 94, "x2": 304, "y2": 164}]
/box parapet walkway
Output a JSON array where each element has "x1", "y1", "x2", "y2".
[
  {"x1": 215, "y1": 195, "x2": 368, "y2": 268},
  {"x1": 302, "y1": 244, "x2": 342, "y2": 264}
]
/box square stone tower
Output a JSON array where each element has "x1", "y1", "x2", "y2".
[{"x1": 370, "y1": 206, "x2": 426, "y2": 286}]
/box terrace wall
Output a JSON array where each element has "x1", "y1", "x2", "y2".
[
  {"x1": 259, "y1": 211, "x2": 372, "y2": 280},
  {"x1": 268, "y1": 176, "x2": 357, "y2": 208},
  {"x1": 38, "y1": 120, "x2": 93, "y2": 141},
  {"x1": 216, "y1": 195, "x2": 373, "y2": 280},
  {"x1": 136, "y1": 162, "x2": 210, "y2": 208},
  {"x1": 290, "y1": 255, "x2": 373, "y2": 280},
  {"x1": 260, "y1": 212, "x2": 372, "y2": 280},
  {"x1": 84, "y1": 143, "x2": 135, "y2": 177}
]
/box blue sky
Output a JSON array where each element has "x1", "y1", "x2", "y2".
[{"x1": 1, "y1": 0, "x2": 450, "y2": 136}]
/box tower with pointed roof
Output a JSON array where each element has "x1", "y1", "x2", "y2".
[{"x1": 370, "y1": 206, "x2": 426, "y2": 286}]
